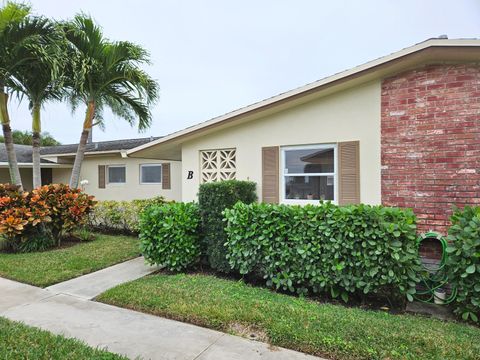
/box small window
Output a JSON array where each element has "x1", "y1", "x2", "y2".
[
  {"x1": 140, "y1": 164, "x2": 162, "y2": 184},
  {"x1": 107, "y1": 165, "x2": 126, "y2": 184},
  {"x1": 281, "y1": 144, "x2": 336, "y2": 203}
]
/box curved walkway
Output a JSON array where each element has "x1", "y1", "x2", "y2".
[{"x1": 0, "y1": 258, "x2": 324, "y2": 360}]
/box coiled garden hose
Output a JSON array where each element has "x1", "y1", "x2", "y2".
[{"x1": 412, "y1": 232, "x2": 457, "y2": 304}]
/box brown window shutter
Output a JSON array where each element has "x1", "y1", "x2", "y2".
[
  {"x1": 98, "y1": 165, "x2": 106, "y2": 189},
  {"x1": 262, "y1": 146, "x2": 279, "y2": 204},
  {"x1": 162, "y1": 163, "x2": 171, "y2": 190},
  {"x1": 338, "y1": 141, "x2": 360, "y2": 205}
]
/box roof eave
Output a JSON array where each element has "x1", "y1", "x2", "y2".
[{"x1": 127, "y1": 38, "x2": 480, "y2": 156}]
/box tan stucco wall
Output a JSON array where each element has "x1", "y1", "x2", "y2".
[
  {"x1": 181, "y1": 80, "x2": 381, "y2": 204},
  {"x1": 0, "y1": 168, "x2": 33, "y2": 190},
  {"x1": 0, "y1": 169, "x2": 10, "y2": 185},
  {"x1": 52, "y1": 155, "x2": 182, "y2": 201},
  {"x1": 52, "y1": 168, "x2": 71, "y2": 185}
]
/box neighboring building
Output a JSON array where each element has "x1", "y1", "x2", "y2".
[
  {"x1": 126, "y1": 38, "x2": 480, "y2": 234},
  {"x1": 0, "y1": 138, "x2": 182, "y2": 201},
  {"x1": 1, "y1": 143, "x2": 74, "y2": 190}
]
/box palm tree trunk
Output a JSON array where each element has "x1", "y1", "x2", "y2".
[
  {"x1": 0, "y1": 86, "x2": 23, "y2": 190},
  {"x1": 32, "y1": 103, "x2": 42, "y2": 189},
  {"x1": 69, "y1": 100, "x2": 95, "y2": 188}
]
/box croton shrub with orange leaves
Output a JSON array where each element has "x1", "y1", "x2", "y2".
[{"x1": 0, "y1": 183, "x2": 96, "y2": 252}]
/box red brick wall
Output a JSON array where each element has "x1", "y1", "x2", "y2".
[{"x1": 381, "y1": 64, "x2": 480, "y2": 234}]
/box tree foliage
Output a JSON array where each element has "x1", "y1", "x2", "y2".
[{"x1": 0, "y1": 130, "x2": 61, "y2": 145}]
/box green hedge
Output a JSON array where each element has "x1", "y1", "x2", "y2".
[
  {"x1": 139, "y1": 202, "x2": 201, "y2": 272},
  {"x1": 198, "y1": 180, "x2": 257, "y2": 272},
  {"x1": 446, "y1": 206, "x2": 480, "y2": 322},
  {"x1": 90, "y1": 197, "x2": 168, "y2": 234},
  {"x1": 224, "y1": 202, "x2": 422, "y2": 302}
]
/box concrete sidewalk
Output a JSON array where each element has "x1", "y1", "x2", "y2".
[
  {"x1": 0, "y1": 264, "x2": 324, "y2": 360},
  {"x1": 46, "y1": 256, "x2": 159, "y2": 300}
]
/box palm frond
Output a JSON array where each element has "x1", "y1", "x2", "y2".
[
  {"x1": 0, "y1": 2, "x2": 30, "y2": 33},
  {"x1": 7, "y1": 16, "x2": 66, "y2": 108},
  {"x1": 62, "y1": 14, "x2": 159, "y2": 131}
]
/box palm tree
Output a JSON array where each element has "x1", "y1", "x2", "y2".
[
  {"x1": 10, "y1": 21, "x2": 65, "y2": 188},
  {"x1": 0, "y1": 2, "x2": 30, "y2": 190},
  {"x1": 63, "y1": 15, "x2": 159, "y2": 188},
  {"x1": 0, "y1": 2, "x2": 55, "y2": 190}
]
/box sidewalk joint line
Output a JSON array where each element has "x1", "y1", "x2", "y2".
[{"x1": 192, "y1": 333, "x2": 226, "y2": 360}]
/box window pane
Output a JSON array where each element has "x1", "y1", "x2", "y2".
[
  {"x1": 108, "y1": 167, "x2": 126, "y2": 183},
  {"x1": 285, "y1": 148, "x2": 334, "y2": 174},
  {"x1": 284, "y1": 175, "x2": 334, "y2": 200},
  {"x1": 141, "y1": 165, "x2": 162, "y2": 183}
]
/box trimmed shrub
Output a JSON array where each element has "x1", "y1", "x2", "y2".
[
  {"x1": 224, "y1": 202, "x2": 421, "y2": 302},
  {"x1": 446, "y1": 206, "x2": 480, "y2": 322},
  {"x1": 0, "y1": 183, "x2": 95, "y2": 252},
  {"x1": 90, "y1": 197, "x2": 168, "y2": 234},
  {"x1": 140, "y1": 202, "x2": 201, "y2": 271},
  {"x1": 198, "y1": 180, "x2": 257, "y2": 272}
]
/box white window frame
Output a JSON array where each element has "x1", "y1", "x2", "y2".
[
  {"x1": 139, "y1": 163, "x2": 162, "y2": 185},
  {"x1": 280, "y1": 144, "x2": 337, "y2": 205},
  {"x1": 107, "y1": 165, "x2": 126, "y2": 185}
]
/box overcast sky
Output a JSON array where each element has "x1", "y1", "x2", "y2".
[{"x1": 7, "y1": 0, "x2": 480, "y2": 144}]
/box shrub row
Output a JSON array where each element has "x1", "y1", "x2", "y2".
[
  {"x1": 0, "y1": 183, "x2": 96, "y2": 252},
  {"x1": 137, "y1": 180, "x2": 480, "y2": 322},
  {"x1": 89, "y1": 197, "x2": 168, "y2": 234},
  {"x1": 224, "y1": 202, "x2": 422, "y2": 301},
  {"x1": 446, "y1": 206, "x2": 480, "y2": 322}
]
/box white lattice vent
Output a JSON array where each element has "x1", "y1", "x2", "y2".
[{"x1": 200, "y1": 148, "x2": 236, "y2": 183}]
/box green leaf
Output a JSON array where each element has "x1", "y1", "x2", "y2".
[
  {"x1": 330, "y1": 287, "x2": 339, "y2": 298},
  {"x1": 470, "y1": 312, "x2": 479, "y2": 322},
  {"x1": 466, "y1": 264, "x2": 476, "y2": 274},
  {"x1": 406, "y1": 293, "x2": 413, "y2": 302}
]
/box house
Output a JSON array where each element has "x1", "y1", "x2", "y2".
[
  {"x1": 2, "y1": 38, "x2": 479, "y2": 233},
  {"x1": 124, "y1": 38, "x2": 480, "y2": 234},
  {"x1": 0, "y1": 138, "x2": 182, "y2": 201}
]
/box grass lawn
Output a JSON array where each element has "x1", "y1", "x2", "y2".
[
  {"x1": 98, "y1": 273, "x2": 480, "y2": 360},
  {"x1": 0, "y1": 316, "x2": 125, "y2": 359},
  {"x1": 0, "y1": 234, "x2": 139, "y2": 287}
]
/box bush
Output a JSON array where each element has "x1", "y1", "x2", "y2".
[
  {"x1": 224, "y1": 202, "x2": 421, "y2": 302},
  {"x1": 446, "y1": 206, "x2": 480, "y2": 322},
  {"x1": 0, "y1": 183, "x2": 95, "y2": 252},
  {"x1": 140, "y1": 202, "x2": 201, "y2": 271},
  {"x1": 90, "y1": 197, "x2": 168, "y2": 234},
  {"x1": 34, "y1": 184, "x2": 96, "y2": 240},
  {"x1": 198, "y1": 180, "x2": 257, "y2": 272}
]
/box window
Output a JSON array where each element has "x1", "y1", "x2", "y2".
[
  {"x1": 107, "y1": 165, "x2": 126, "y2": 184},
  {"x1": 281, "y1": 144, "x2": 336, "y2": 203},
  {"x1": 140, "y1": 164, "x2": 162, "y2": 184},
  {"x1": 200, "y1": 148, "x2": 236, "y2": 183}
]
